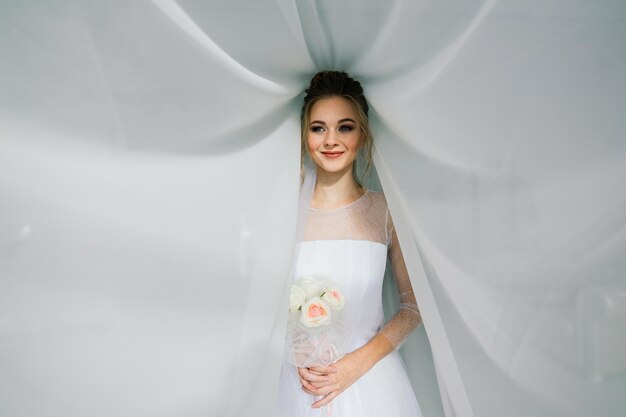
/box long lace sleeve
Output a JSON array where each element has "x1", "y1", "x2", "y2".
[{"x1": 379, "y1": 209, "x2": 422, "y2": 349}]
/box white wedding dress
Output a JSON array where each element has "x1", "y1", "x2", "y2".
[{"x1": 276, "y1": 191, "x2": 423, "y2": 417}]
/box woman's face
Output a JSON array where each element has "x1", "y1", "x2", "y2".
[{"x1": 306, "y1": 96, "x2": 362, "y2": 176}]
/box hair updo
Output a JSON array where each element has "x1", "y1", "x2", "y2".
[{"x1": 301, "y1": 71, "x2": 373, "y2": 186}]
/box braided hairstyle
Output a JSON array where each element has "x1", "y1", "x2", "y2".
[{"x1": 301, "y1": 71, "x2": 373, "y2": 186}]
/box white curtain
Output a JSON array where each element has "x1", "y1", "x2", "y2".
[{"x1": 1, "y1": 1, "x2": 624, "y2": 417}]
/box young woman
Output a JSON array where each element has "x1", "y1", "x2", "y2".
[{"x1": 276, "y1": 71, "x2": 423, "y2": 416}]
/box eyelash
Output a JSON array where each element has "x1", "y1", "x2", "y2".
[{"x1": 310, "y1": 125, "x2": 355, "y2": 133}]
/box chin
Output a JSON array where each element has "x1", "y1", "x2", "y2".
[{"x1": 316, "y1": 164, "x2": 354, "y2": 176}]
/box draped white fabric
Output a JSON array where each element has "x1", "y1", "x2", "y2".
[{"x1": 1, "y1": 1, "x2": 625, "y2": 417}]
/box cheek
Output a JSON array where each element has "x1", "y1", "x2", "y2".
[
  {"x1": 306, "y1": 135, "x2": 320, "y2": 154},
  {"x1": 346, "y1": 134, "x2": 362, "y2": 152}
]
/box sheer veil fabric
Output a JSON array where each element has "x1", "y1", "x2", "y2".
[{"x1": 1, "y1": 1, "x2": 625, "y2": 417}]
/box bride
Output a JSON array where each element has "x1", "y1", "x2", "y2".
[{"x1": 275, "y1": 71, "x2": 424, "y2": 416}]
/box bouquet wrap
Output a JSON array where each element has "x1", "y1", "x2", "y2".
[{"x1": 284, "y1": 276, "x2": 349, "y2": 368}]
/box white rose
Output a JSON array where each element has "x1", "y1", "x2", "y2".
[
  {"x1": 289, "y1": 285, "x2": 306, "y2": 312},
  {"x1": 321, "y1": 287, "x2": 345, "y2": 310},
  {"x1": 298, "y1": 276, "x2": 325, "y2": 298},
  {"x1": 300, "y1": 297, "x2": 332, "y2": 328}
]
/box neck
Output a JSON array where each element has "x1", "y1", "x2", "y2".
[{"x1": 312, "y1": 166, "x2": 364, "y2": 210}]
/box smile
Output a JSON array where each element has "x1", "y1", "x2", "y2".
[{"x1": 321, "y1": 151, "x2": 344, "y2": 159}]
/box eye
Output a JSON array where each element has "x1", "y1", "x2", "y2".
[
  {"x1": 310, "y1": 125, "x2": 325, "y2": 133},
  {"x1": 338, "y1": 124, "x2": 355, "y2": 132}
]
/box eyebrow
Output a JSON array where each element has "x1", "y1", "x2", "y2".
[{"x1": 310, "y1": 118, "x2": 356, "y2": 124}]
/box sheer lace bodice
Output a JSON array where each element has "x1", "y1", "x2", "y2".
[
  {"x1": 304, "y1": 191, "x2": 389, "y2": 244},
  {"x1": 301, "y1": 191, "x2": 421, "y2": 349}
]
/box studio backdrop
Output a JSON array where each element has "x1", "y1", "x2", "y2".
[{"x1": 1, "y1": 1, "x2": 625, "y2": 417}]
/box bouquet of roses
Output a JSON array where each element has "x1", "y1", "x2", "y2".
[{"x1": 284, "y1": 276, "x2": 348, "y2": 368}]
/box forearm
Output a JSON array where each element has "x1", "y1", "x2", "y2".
[
  {"x1": 351, "y1": 332, "x2": 395, "y2": 373},
  {"x1": 354, "y1": 304, "x2": 422, "y2": 373},
  {"x1": 379, "y1": 304, "x2": 422, "y2": 348}
]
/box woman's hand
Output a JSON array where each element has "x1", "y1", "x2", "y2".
[
  {"x1": 297, "y1": 351, "x2": 368, "y2": 408},
  {"x1": 297, "y1": 333, "x2": 394, "y2": 408}
]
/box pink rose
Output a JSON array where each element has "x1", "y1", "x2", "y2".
[
  {"x1": 321, "y1": 288, "x2": 345, "y2": 310},
  {"x1": 300, "y1": 297, "x2": 331, "y2": 328}
]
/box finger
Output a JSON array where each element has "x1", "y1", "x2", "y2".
[
  {"x1": 301, "y1": 375, "x2": 330, "y2": 394},
  {"x1": 310, "y1": 383, "x2": 336, "y2": 397},
  {"x1": 299, "y1": 370, "x2": 330, "y2": 383},
  {"x1": 298, "y1": 367, "x2": 324, "y2": 379},
  {"x1": 297, "y1": 368, "x2": 315, "y2": 380},
  {"x1": 301, "y1": 385, "x2": 316, "y2": 396},
  {"x1": 312, "y1": 391, "x2": 339, "y2": 408},
  {"x1": 300, "y1": 378, "x2": 317, "y2": 393},
  {"x1": 309, "y1": 365, "x2": 337, "y2": 374},
  {"x1": 310, "y1": 378, "x2": 333, "y2": 389},
  {"x1": 298, "y1": 377, "x2": 310, "y2": 388},
  {"x1": 306, "y1": 368, "x2": 328, "y2": 376}
]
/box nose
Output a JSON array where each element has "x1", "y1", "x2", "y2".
[{"x1": 322, "y1": 130, "x2": 339, "y2": 148}]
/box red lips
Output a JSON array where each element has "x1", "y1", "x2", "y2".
[{"x1": 321, "y1": 151, "x2": 344, "y2": 159}]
